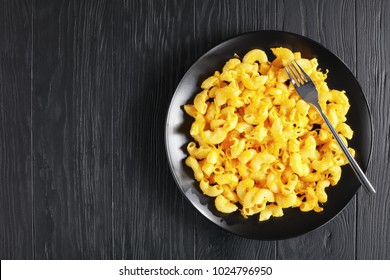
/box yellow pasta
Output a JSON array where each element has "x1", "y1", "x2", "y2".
[
  {"x1": 215, "y1": 195, "x2": 238, "y2": 213},
  {"x1": 185, "y1": 47, "x2": 354, "y2": 221},
  {"x1": 199, "y1": 179, "x2": 223, "y2": 197}
]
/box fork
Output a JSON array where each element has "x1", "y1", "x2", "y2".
[{"x1": 285, "y1": 61, "x2": 376, "y2": 195}]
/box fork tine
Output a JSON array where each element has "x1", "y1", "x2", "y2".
[
  {"x1": 289, "y1": 62, "x2": 306, "y2": 85},
  {"x1": 285, "y1": 66, "x2": 296, "y2": 85},
  {"x1": 286, "y1": 63, "x2": 302, "y2": 86},
  {"x1": 292, "y1": 61, "x2": 310, "y2": 83}
]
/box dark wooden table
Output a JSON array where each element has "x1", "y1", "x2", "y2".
[{"x1": 1, "y1": 0, "x2": 389, "y2": 260}]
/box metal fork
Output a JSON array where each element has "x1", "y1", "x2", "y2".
[{"x1": 285, "y1": 61, "x2": 376, "y2": 195}]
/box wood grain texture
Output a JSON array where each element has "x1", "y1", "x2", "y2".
[
  {"x1": 193, "y1": 0, "x2": 277, "y2": 260},
  {"x1": 356, "y1": 0, "x2": 390, "y2": 259},
  {"x1": 1, "y1": 0, "x2": 390, "y2": 260},
  {"x1": 194, "y1": 0, "x2": 277, "y2": 55},
  {"x1": 276, "y1": 0, "x2": 357, "y2": 259},
  {"x1": 32, "y1": 0, "x2": 113, "y2": 259},
  {"x1": 112, "y1": 0, "x2": 197, "y2": 259},
  {"x1": 0, "y1": 0, "x2": 33, "y2": 259}
]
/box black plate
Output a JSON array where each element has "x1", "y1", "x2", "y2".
[{"x1": 165, "y1": 30, "x2": 373, "y2": 240}]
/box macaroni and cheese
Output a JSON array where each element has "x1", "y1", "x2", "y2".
[{"x1": 184, "y1": 47, "x2": 354, "y2": 221}]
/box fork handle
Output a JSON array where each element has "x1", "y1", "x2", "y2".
[{"x1": 317, "y1": 107, "x2": 376, "y2": 195}]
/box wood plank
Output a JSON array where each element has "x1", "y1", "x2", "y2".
[
  {"x1": 276, "y1": 0, "x2": 357, "y2": 259},
  {"x1": 33, "y1": 0, "x2": 113, "y2": 259},
  {"x1": 0, "y1": 0, "x2": 33, "y2": 259},
  {"x1": 112, "y1": 0, "x2": 197, "y2": 259},
  {"x1": 356, "y1": 0, "x2": 390, "y2": 260},
  {"x1": 194, "y1": 0, "x2": 277, "y2": 55},
  {"x1": 194, "y1": 0, "x2": 277, "y2": 259}
]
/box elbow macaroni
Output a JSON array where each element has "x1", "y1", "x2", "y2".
[{"x1": 184, "y1": 48, "x2": 354, "y2": 221}]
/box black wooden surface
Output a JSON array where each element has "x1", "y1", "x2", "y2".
[{"x1": 0, "y1": 0, "x2": 389, "y2": 260}]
